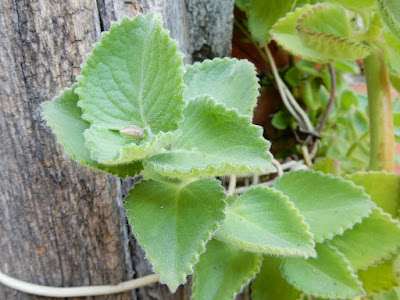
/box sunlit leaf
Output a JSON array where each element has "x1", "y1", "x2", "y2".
[{"x1": 184, "y1": 58, "x2": 259, "y2": 117}]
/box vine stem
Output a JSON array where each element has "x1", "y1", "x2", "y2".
[
  {"x1": 0, "y1": 269, "x2": 160, "y2": 298},
  {"x1": 364, "y1": 46, "x2": 394, "y2": 171}
]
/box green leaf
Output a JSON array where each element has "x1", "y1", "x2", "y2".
[
  {"x1": 271, "y1": 5, "x2": 370, "y2": 62},
  {"x1": 378, "y1": 0, "x2": 400, "y2": 41},
  {"x1": 390, "y1": 72, "x2": 400, "y2": 93},
  {"x1": 124, "y1": 178, "x2": 226, "y2": 291},
  {"x1": 84, "y1": 126, "x2": 179, "y2": 164},
  {"x1": 346, "y1": 172, "x2": 400, "y2": 218},
  {"x1": 374, "y1": 287, "x2": 400, "y2": 300},
  {"x1": 281, "y1": 244, "x2": 365, "y2": 299},
  {"x1": 327, "y1": 0, "x2": 376, "y2": 10},
  {"x1": 183, "y1": 58, "x2": 259, "y2": 117},
  {"x1": 333, "y1": 60, "x2": 361, "y2": 74},
  {"x1": 192, "y1": 239, "x2": 262, "y2": 300},
  {"x1": 341, "y1": 89, "x2": 359, "y2": 110},
  {"x1": 383, "y1": 30, "x2": 400, "y2": 73},
  {"x1": 296, "y1": 3, "x2": 371, "y2": 62},
  {"x1": 218, "y1": 186, "x2": 316, "y2": 257},
  {"x1": 358, "y1": 258, "x2": 398, "y2": 294},
  {"x1": 272, "y1": 110, "x2": 291, "y2": 130},
  {"x1": 329, "y1": 208, "x2": 400, "y2": 271},
  {"x1": 311, "y1": 157, "x2": 341, "y2": 176},
  {"x1": 144, "y1": 96, "x2": 275, "y2": 179},
  {"x1": 274, "y1": 170, "x2": 375, "y2": 243},
  {"x1": 252, "y1": 256, "x2": 301, "y2": 300},
  {"x1": 76, "y1": 14, "x2": 185, "y2": 133},
  {"x1": 42, "y1": 85, "x2": 142, "y2": 178},
  {"x1": 244, "y1": 0, "x2": 296, "y2": 45}
]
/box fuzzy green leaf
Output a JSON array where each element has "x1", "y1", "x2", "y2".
[
  {"x1": 346, "y1": 172, "x2": 400, "y2": 218},
  {"x1": 271, "y1": 5, "x2": 370, "y2": 63},
  {"x1": 192, "y1": 239, "x2": 262, "y2": 300},
  {"x1": 281, "y1": 244, "x2": 365, "y2": 299},
  {"x1": 274, "y1": 170, "x2": 375, "y2": 243},
  {"x1": 311, "y1": 158, "x2": 341, "y2": 176},
  {"x1": 144, "y1": 96, "x2": 275, "y2": 179},
  {"x1": 327, "y1": 0, "x2": 376, "y2": 10},
  {"x1": 42, "y1": 85, "x2": 142, "y2": 178},
  {"x1": 76, "y1": 14, "x2": 185, "y2": 133},
  {"x1": 252, "y1": 256, "x2": 301, "y2": 300},
  {"x1": 124, "y1": 178, "x2": 226, "y2": 291},
  {"x1": 374, "y1": 287, "x2": 400, "y2": 300},
  {"x1": 329, "y1": 208, "x2": 400, "y2": 271},
  {"x1": 183, "y1": 58, "x2": 259, "y2": 117},
  {"x1": 296, "y1": 3, "x2": 371, "y2": 61},
  {"x1": 84, "y1": 126, "x2": 179, "y2": 165},
  {"x1": 358, "y1": 258, "x2": 398, "y2": 294},
  {"x1": 218, "y1": 186, "x2": 316, "y2": 257},
  {"x1": 244, "y1": 0, "x2": 297, "y2": 45},
  {"x1": 378, "y1": 0, "x2": 400, "y2": 41}
]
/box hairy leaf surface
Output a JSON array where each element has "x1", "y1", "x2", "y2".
[
  {"x1": 296, "y1": 3, "x2": 371, "y2": 61},
  {"x1": 346, "y1": 172, "x2": 400, "y2": 218},
  {"x1": 84, "y1": 126, "x2": 179, "y2": 164},
  {"x1": 76, "y1": 14, "x2": 186, "y2": 133},
  {"x1": 42, "y1": 85, "x2": 142, "y2": 177},
  {"x1": 281, "y1": 244, "x2": 365, "y2": 299},
  {"x1": 358, "y1": 259, "x2": 398, "y2": 294},
  {"x1": 144, "y1": 96, "x2": 275, "y2": 179},
  {"x1": 192, "y1": 239, "x2": 262, "y2": 300},
  {"x1": 124, "y1": 178, "x2": 226, "y2": 291},
  {"x1": 378, "y1": 0, "x2": 400, "y2": 40},
  {"x1": 252, "y1": 256, "x2": 301, "y2": 300},
  {"x1": 274, "y1": 170, "x2": 374, "y2": 243},
  {"x1": 329, "y1": 208, "x2": 400, "y2": 271},
  {"x1": 218, "y1": 186, "x2": 315, "y2": 257},
  {"x1": 183, "y1": 58, "x2": 259, "y2": 117},
  {"x1": 271, "y1": 5, "x2": 370, "y2": 62}
]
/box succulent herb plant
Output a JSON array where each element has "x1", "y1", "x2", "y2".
[{"x1": 42, "y1": 7, "x2": 400, "y2": 300}]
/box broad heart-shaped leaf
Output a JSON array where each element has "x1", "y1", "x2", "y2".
[
  {"x1": 281, "y1": 244, "x2": 365, "y2": 299},
  {"x1": 329, "y1": 208, "x2": 400, "y2": 271},
  {"x1": 218, "y1": 186, "x2": 316, "y2": 257},
  {"x1": 84, "y1": 126, "x2": 179, "y2": 165},
  {"x1": 191, "y1": 239, "x2": 262, "y2": 300},
  {"x1": 274, "y1": 170, "x2": 375, "y2": 243},
  {"x1": 271, "y1": 5, "x2": 370, "y2": 63},
  {"x1": 41, "y1": 85, "x2": 142, "y2": 178},
  {"x1": 378, "y1": 0, "x2": 400, "y2": 41},
  {"x1": 144, "y1": 96, "x2": 275, "y2": 179},
  {"x1": 124, "y1": 178, "x2": 226, "y2": 292},
  {"x1": 252, "y1": 255, "x2": 301, "y2": 300},
  {"x1": 76, "y1": 13, "x2": 185, "y2": 133},
  {"x1": 346, "y1": 172, "x2": 400, "y2": 218},
  {"x1": 358, "y1": 258, "x2": 399, "y2": 294},
  {"x1": 244, "y1": 0, "x2": 296, "y2": 45},
  {"x1": 296, "y1": 3, "x2": 371, "y2": 62},
  {"x1": 183, "y1": 58, "x2": 259, "y2": 117}
]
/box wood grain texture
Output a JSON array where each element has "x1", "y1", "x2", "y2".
[{"x1": 0, "y1": 0, "x2": 234, "y2": 299}]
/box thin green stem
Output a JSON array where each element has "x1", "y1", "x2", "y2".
[{"x1": 363, "y1": 46, "x2": 394, "y2": 171}]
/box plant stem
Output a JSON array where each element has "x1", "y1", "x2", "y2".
[
  {"x1": 363, "y1": 46, "x2": 394, "y2": 172},
  {"x1": 0, "y1": 270, "x2": 160, "y2": 298},
  {"x1": 317, "y1": 63, "x2": 336, "y2": 134}
]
